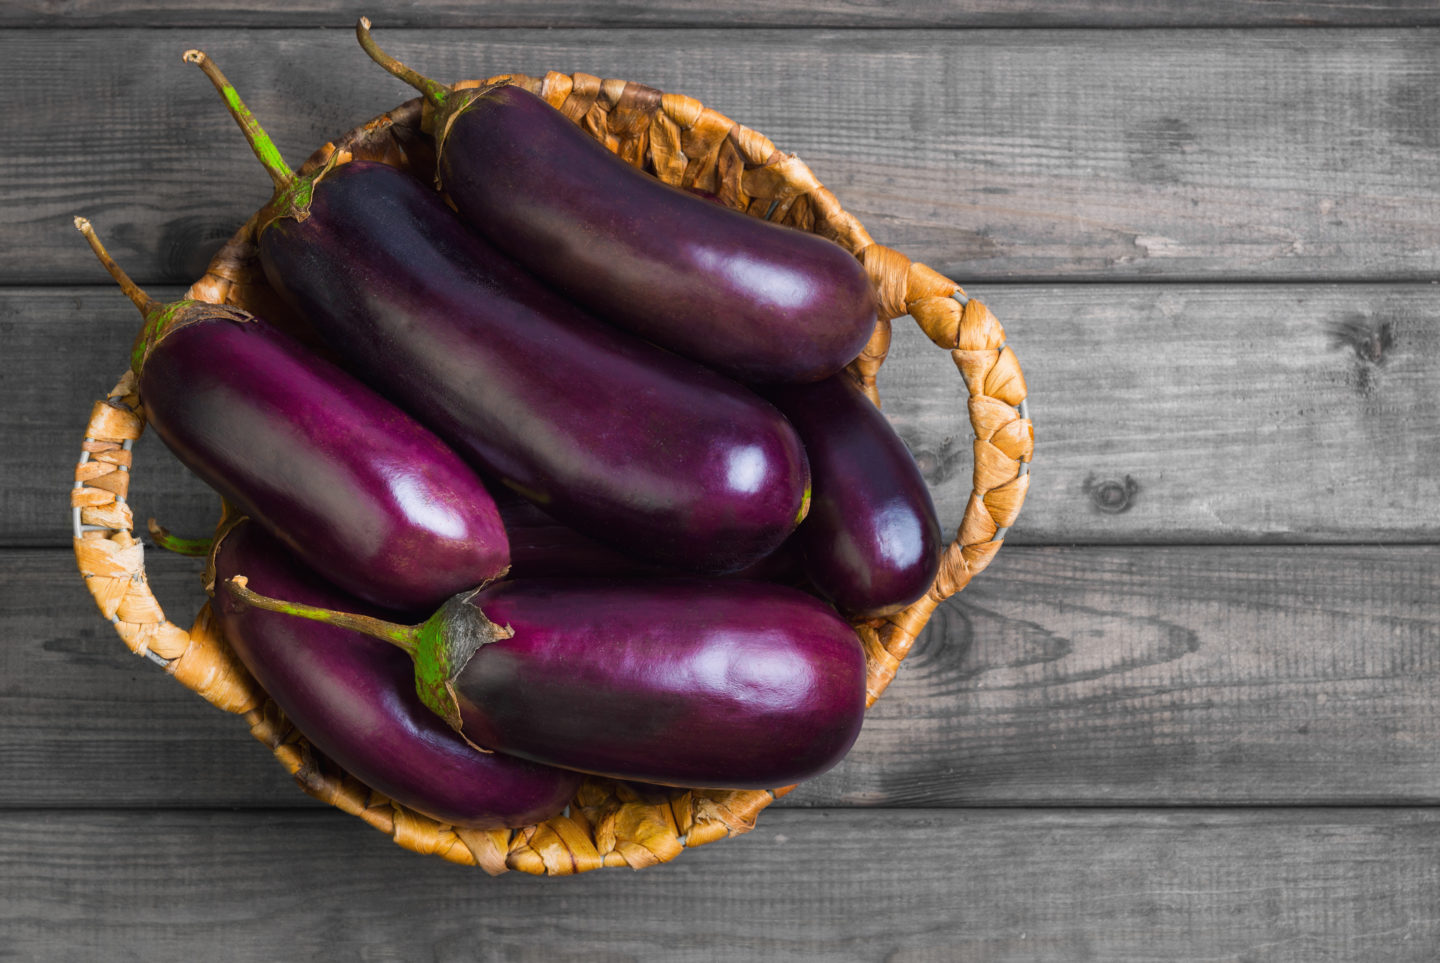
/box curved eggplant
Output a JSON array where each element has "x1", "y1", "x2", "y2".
[
  {"x1": 763, "y1": 375, "x2": 942, "y2": 617},
  {"x1": 492, "y1": 489, "x2": 666, "y2": 580},
  {"x1": 494, "y1": 487, "x2": 805, "y2": 583},
  {"x1": 357, "y1": 21, "x2": 878, "y2": 385},
  {"x1": 226, "y1": 577, "x2": 868, "y2": 790},
  {"x1": 212, "y1": 519, "x2": 579, "y2": 829},
  {"x1": 74, "y1": 218, "x2": 508, "y2": 612},
  {"x1": 187, "y1": 51, "x2": 810, "y2": 574}
]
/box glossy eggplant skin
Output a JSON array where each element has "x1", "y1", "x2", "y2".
[
  {"x1": 495, "y1": 489, "x2": 803, "y2": 583},
  {"x1": 141, "y1": 317, "x2": 508, "y2": 611},
  {"x1": 212, "y1": 520, "x2": 580, "y2": 829},
  {"x1": 438, "y1": 85, "x2": 878, "y2": 385},
  {"x1": 493, "y1": 490, "x2": 666, "y2": 580},
  {"x1": 259, "y1": 160, "x2": 810, "y2": 574},
  {"x1": 453, "y1": 579, "x2": 867, "y2": 789},
  {"x1": 762, "y1": 376, "x2": 942, "y2": 617}
]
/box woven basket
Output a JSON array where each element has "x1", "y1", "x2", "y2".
[{"x1": 71, "y1": 72, "x2": 1033, "y2": 876}]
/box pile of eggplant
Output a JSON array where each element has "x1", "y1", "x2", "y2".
[{"x1": 79, "y1": 22, "x2": 944, "y2": 830}]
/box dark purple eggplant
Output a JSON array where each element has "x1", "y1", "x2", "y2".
[
  {"x1": 492, "y1": 489, "x2": 668, "y2": 580},
  {"x1": 187, "y1": 50, "x2": 810, "y2": 575},
  {"x1": 225, "y1": 575, "x2": 867, "y2": 790},
  {"x1": 493, "y1": 487, "x2": 805, "y2": 583},
  {"x1": 763, "y1": 375, "x2": 942, "y2": 617},
  {"x1": 74, "y1": 218, "x2": 508, "y2": 612},
  {"x1": 356, "y1": 20, "x2": 878, "y2": 385},
  {"x1": 211, "y1": 518, "x2": 578, "y2": 828}
]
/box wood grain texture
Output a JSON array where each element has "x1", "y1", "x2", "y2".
[
  {"x1": 5, "y1": 29, "x2": 1440, "y2": 285},
  {"x1": 10, "y1": 544, "x2": 1440, "y2": 808},
  {"x1": 2, "y1": 808, "x2": 1438, "y2": 961},
  {"x1": 6, "y1": 1, "x2": 1440, "y2": 28},
  {"x1": 12, "y1": 284, "x2": 1437, "y2": 546}
]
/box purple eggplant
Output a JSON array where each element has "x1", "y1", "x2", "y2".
[
  {"x1": 225, "y1": 575, "x2": 868, "y2": 790},
  {"x1": 188, "y1": 51, "x2": 810, "y2": 575},
  {"x1": 492, "y1": 489, "x2": 667, "y2": 580},
  {"x1": 356, "y1": 20, "x2": 878, "y2": 385},
  {"x1": 494, "y1": 487, "x2": 805, "y2": 583},
  {"x1": 211, "y1": 518, "x2": 579, "y2": 828},
  {"x1": 763, "y1": 375, "x2": 942, "y2": 617},
  {"x1": 74, "y1": 218, "x2": 508, "y2": 612}
]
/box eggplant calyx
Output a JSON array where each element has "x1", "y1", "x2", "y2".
[
  {"x1": 222, "y1": 576, "x2": 513, "y2": 749},
  {"x1": 185, "y1": 49, "x2": 334, "y2": 228},
  {"x1": 255, "y1": 151, "x2": 344, "y2": 233},
  {"x1": 354, "y1": 16, "x2": 506, "y2": 186},
  {"x1": 412, "y1": 588, "x2": 514, "y2": 740},
  {"x1": 795, "y1": 482, "x2": 813, "y2": 528},
  {"x1": 74, "y1": 216, "x2": 249, "y2": 375}
]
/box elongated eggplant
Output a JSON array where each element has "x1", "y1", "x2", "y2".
[
  {"x1": 187, "y1": 51, "x2": 809, "y2": 574},
  {"x1": 75, "y1": 218, "x2": 508, "y2": 612},
  {"x1": 212, "y1": 518, "x2": 578, "y2": 828},
  {"x1": 494, "y1": 487, "x2": 804, "y2": 583},
  {"x1": 226, "y1": 576, "x2": 868, "y2": 790},
  {"x1": 763, "y1": 375, "x2": 941, "y2": 617},
  {"x1": 491, "y1": 488, "x2": 667, "y2": 580},
  {"x1": 356, "y1": 20, "x2": 877, "y2": 385}
]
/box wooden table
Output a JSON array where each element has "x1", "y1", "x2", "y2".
[{"x1": 6, "y1": 3, "x2": 1439, "y2": 959}]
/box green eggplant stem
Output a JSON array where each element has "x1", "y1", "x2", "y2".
[
  {"x1": 355, "y1": 16, "x2": 453, "y2": 109},
  {"x1": 225, "y1": 576, "x2": 421, "y2": 657},
  {"x1": 74, "y1": 215, "x2": 188, "y2": 375},
  {"x1": 183, "y1": 49, "x2": 297, "y2": 193},
  {"x1": 73, "y1": 217, "x2": 161, "y2": 318},
  {"x1": 147, "y1": 518, "x2": 215, "y2": 558}
]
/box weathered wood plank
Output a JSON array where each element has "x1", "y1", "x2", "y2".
[
  {"x1": 4, "y1": 29, "x2": 1439, "y2": 285},
  {"x1": 10, "y1": 544, "x2": 1440, "y2": 808},
  {"x1": 2, "y1": 808, "x2": 1438, "y2": 961},
  {"x1": 11, "y1": 284, "x2": 1437, "y2": 546},
  {"x1": 5, "y1": 0, "x2": 1440, "y2": 28}
]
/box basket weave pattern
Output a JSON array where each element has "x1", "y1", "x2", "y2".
[{"x1": 72, "y1": 72, "x2": 1033, "y2": 875}]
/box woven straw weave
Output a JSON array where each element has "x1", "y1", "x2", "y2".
[{"x1": 72, "y1": 75, "x2": 1032, "y2": 875}]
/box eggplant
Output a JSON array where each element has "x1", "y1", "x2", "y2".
[
  {"x1": 491, "y1": 489, "x2": 668, "y2": 580},
  {"x1": 211, "y1": 518, "x2": 579, "y2": 828},
  {"x1": 225, "y1": 575, "x2": 868, "y2": 790},
  {"x1": 494, "y1": 487, "x2": 804, "y2": 583},
  {"x1": 763, "y1": 375, "x2": 942, "y2": 617},
  {"x1": 74, "y1": 218, "x2": 508, "y2": 612},
  {"x1": 356, "y1": 20, "x2": 878, "y2": 385},
  {"x1": 188, "y1": 50, "x2": 810, "y2": 575}
]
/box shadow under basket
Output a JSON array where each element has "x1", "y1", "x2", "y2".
[{"x1": 71, "y1": 72, "x2": 1033, "y2": 876}]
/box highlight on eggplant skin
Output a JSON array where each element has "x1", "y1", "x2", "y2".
[
  {"x1": 355, "y1": 19, "x2": 879, "y2": 385},
  {"x1": 225, "y1": 575, "x2": 870, "y2": 791},
  {"x1": 74, "y1": 215, "x2": 511, "y2": 613},
  {"x1": 211, "y1": 519, "x2": 580, "y2": 830},
  {"x1": 762, "y1": 375, "x2": 942, "y2": 618}
]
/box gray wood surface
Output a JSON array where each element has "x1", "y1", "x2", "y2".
[
  {"x1": 18, "y1": 283, "x2": 1440, "y2": 547},
  {"x1": 13, "y1": 544, "x2": 1440, "y2": 808},
  {"x1": 4, "y1": 808, "x2": 1438, "y2": 961},
  {"x1": 5, "y1": 1, "x2": 1439, "y2": 28},
  {"x1": 4, "y1": 29, "x2": 1439, "y2": 285},
  {"x1": 5, "y1": 7, "x2": 1439, "y2": 956}
]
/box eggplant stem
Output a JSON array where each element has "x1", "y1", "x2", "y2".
[
  {"x1": 225, "y1": 576, "x2": 421, "y2": 657},
  {"x1": 183, "y1": 49, "x2": 297, "y2": 192},
  {"x1": 147, "y1": 518, "x2": 214, "y2": 557},
  {"x1": 355, "y1": 17, "x2": 452, "y2": 108},
  {"x1": 73, "y1": 217, "x2": 161, "y2": 317}
]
